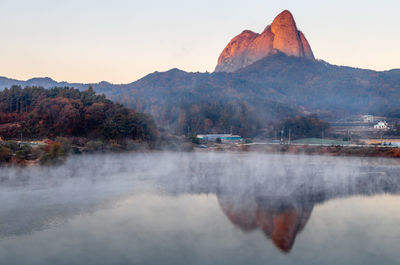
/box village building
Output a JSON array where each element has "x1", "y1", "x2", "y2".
[
  {"x1": 196, "y1": 134, "x2": 242, "y2": 143},
  {"x1": 374, "y1": 121, "x2": 388, "y2": 129},
  {"x1": 362, "y1": 115, "x2": 374, "y2": 123}
]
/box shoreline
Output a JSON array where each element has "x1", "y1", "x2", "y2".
[
  {"x1": 3, "y1": 140, "x2": 400, "y2": 167},
  {"x1": 194, "y1": 142, "x2": 400, "y2": 159}
]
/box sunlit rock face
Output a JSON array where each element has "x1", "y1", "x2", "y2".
[
  {"x1": 215, "y1": 10, "x2": 314, "y2": 72},
  {"x1": 215, "y1": 30, "x2": 259, "y2": 73}
]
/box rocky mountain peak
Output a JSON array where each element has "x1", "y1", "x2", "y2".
[{"x1": 215, "y1": 10, "x2": 314, "y2": 72}]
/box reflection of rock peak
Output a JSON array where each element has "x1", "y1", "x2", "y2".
[
  {"x1": 217, "y1": 194, "x2": 313, "y2": 253},
  {"x1": 215, "y1": 10, "x2": 314, "y2": 72}
]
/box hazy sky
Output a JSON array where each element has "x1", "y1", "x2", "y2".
[{"x1": 0, "y1": 0, "x2": 399, "y2": 83}]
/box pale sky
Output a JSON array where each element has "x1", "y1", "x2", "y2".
[{"x1": 0, "y1": 0, "x2": 399, "y2": 83}]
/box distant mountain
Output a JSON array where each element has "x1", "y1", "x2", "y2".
[
  {"x1": 0, "y1": 76, "x2": 122, "y2": 92},
  {"x1": 0, "y1": 76, "x2": 84, "y2": 90}
]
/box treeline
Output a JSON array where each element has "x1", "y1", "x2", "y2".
[
  {"x1": 272, "y1": 115, "x2": 330, "y2": 139},
  {"x1": 385, "y1": 122, "x2": 400, "y2": 136},
  {"x1": 176, "y1": 101, "x2": 261, "y2": 138},
  {"x1": 0, "y1": 86, "x2": 158, "y2": 142},
  {"x1": 113, "y1": 92, "x2": 297, "y2": 138}
]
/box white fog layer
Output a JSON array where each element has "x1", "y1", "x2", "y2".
[{"x1": 1, "y1": 152, "x2": 400, "y2": 265}]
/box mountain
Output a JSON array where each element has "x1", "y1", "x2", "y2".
[
  {"x1": 2, "y1": 53, "x2": 400, "y2": 135},
  {"x1": 2, "y1": 10, "x2": 400, "y2": 136},
  {"x1": 215, "y1": 10, "x2": 314, "y2": 72}
]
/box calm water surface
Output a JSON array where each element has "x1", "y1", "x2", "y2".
[{"x1": 0, "y1": 152, "x2": 400, "y2": 265}]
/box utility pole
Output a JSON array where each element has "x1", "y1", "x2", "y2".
[
  {"x1": 288, "y1": 128, "x2": 291, "y2": 145},
  {"x1": 321, "y1": 131, "x2": 324, "y2": 145}
]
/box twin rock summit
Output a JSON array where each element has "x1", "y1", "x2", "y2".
[{"x1": 215, "y1": 10, "x2": 314, "y2": 72}]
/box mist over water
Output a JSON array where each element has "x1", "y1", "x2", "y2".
[{"x1": 1, "y1": 152, "x2": 400, "y2": 265}]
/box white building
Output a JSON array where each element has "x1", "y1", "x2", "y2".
[
  {"x1": 374, "y1": 121, "x2": 388, "y2": 129},
  {"x1": 196, "y1": 134, "x2": 242, "y2": 143},
  {"x1": 362, "y1": 115, "x2": 374, "y2": 123}
]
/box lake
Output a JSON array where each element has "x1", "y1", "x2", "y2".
[{"x1": 0, "y1": 152, "x2": 400, "y2": 265}]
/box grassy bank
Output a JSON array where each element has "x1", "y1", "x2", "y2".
[
  {"x1": 229, "y1": 143, "x2": 400, "y2": 158},
  {"x1": 192, "y1": 141, "x2": 400, "y2": 158},
  {"x1": 0, "y1": 137, "x2": 158, "y2": 166}
]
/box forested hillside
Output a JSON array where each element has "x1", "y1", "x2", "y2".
[
  {"x1": 0, "y1": 86, "x2": 158, "y2": 141},
  {"x1": 104, "y1": 68, "x2": 299, "y2": 136}
]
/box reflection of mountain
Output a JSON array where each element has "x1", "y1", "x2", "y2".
[
  {"x1": 158, "y1": 154, "x2": 400, "y2": 253},
  {"x1": 2, "y1": 153, "x2": 400, "y2": 248},
  {"x1": 218, "y1": 195, "x2": 312, "y2": 252}
]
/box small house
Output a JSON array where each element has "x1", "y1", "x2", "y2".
[{"x1": 374, "y1": 121, "x2": 388, "y2": 129}]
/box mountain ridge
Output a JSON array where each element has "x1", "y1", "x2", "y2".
[
  {"x1": 2, "y1": 61, "x2": 399, "y2": 91},
  {"x1": 1, "y1": 53, "x2": 400, "y2": 135}
]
